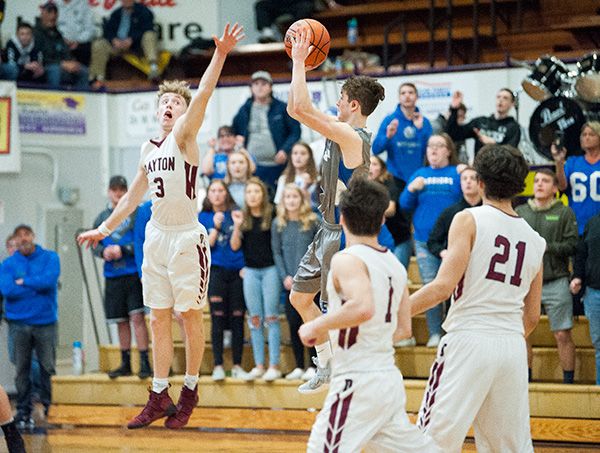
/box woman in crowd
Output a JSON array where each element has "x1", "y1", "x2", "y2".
[
  {"x1": 400, "y1": 133, "x2": 463, "y2": 348},
  {"x1": 201, "y1": 125, "x2": 255, "y2": 180},
  {"x1": 231, "y1": 177, "x2": 282, "y2": 381},
  {"x1": 273, "y1": 141, "x2": 319, "y2": 210},
  {"x1": 271, "y1": 184, "x2": 319, "y2": 381},
  {"x1": 225, "y1": 151, "x2": 254, "y2": 209},
  {"x1": 199, "y1": 179, "x2": 251, "y2": 381}
]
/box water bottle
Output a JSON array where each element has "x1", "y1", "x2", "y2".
[
  {"x1": 72, "y1": 341, "x2": 84, "y2": 375},
  {"x1": 347, "y1": 17, "x2": 358, "y2": 45}
]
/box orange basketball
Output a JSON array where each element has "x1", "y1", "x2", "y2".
[{"x1": 284, "y1": 19, "x2": 330, "y2": 71}]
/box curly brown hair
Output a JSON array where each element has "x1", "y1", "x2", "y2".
[
  {"x1": 474, "y1": 144, "x2": 528, "y2": 200},
  {"x1": 342, "y1": 76, "x2": 385, "y2": 116},
  {"x1": 157, "y1": 80, "x2": 192, "y2": 107}
]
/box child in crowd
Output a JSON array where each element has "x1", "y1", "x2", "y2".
[
  {"x1": 231, "y1": 177, "x2": 282, "y2": 381},
  {"x1": 201, "y1": 125, "x2": 255, "y2": 180},
  {"x1": 271, "y1": 184, "x2": 320, "y2": 380},
  {"x1": 225, "y1": 152, "x2": 254, "y2": 209},
  {"x1": 273, "y1": 141, "x2": 319, "y2": 210},
  {"x1": 199, "y1": 180, "x2": 252, "y2": 381}
]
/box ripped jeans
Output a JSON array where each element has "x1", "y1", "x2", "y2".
[{"x1": 242, "y1": 265, "x2": 282, "y2": 367}]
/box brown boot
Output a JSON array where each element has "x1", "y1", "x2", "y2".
[
  {"x1": 127, "y1": 387, "x2": 176, "y2": 429},
  {"x1": 164, "y1": 385, "x2": 198, "y2": 429}
]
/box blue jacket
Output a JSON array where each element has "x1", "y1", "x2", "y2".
[
  {"x1": 0, "y1": 245, "x2": 60, "y2": 325},
  {"x1": 93, "y1": 207, "x2": 138, "y2": 279},
  {"x1": 232, "y1": 96, "x2": 301, "y2": 155},
  {"x1": 400, "y1": 165, "x2": 462, "y2": 242},
  {"x1": 372, "y1": 105, "x2": 432, "y2": 182},
  {"x1": 134, "y1": 200, "x2": 152, "y2": 278},
  {"x1": 103, "y1": 3, "x2": 154, "y2": 49}
]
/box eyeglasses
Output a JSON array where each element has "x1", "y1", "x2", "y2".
[
  {"x1": 427, "y1": 143, "x2": 447, "y2": 149},
  {"x1": 218, "y1": 133, "x2": 234, "y2": 138}
]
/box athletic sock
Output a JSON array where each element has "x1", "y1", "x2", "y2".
[
  {"x1": 121, "y1": 349, "x2": 131, "y2": 367},
  {"x1": 139, "y1": 349, "x2": 149, "y2": 363},
  {"x1": 315, "y1": 341, "x2": 333, "y2": 368},
  {"x1": 1, "y1": 418, "x2": 15, "y2": 435},
  {"x1": 184, "y1": 374, "x2": 199, "y2": 390},
  {"x1": 152, "y1": 377, "x2": 169, "y2": 393},
  {"x1": 563, "y1": 370, "x2": 574, "y2": 384}
]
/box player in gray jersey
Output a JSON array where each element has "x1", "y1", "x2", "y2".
[{"x1": 287, "y1": 28, "x2": 385, "y2": 393}]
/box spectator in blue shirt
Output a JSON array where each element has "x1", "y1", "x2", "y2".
[
  {"x1": 400, "y1": 133, "x2": 463, "y2": 348},
  {"x1": 201, "y1": 125, "x2": 255, "y2": 180},
  {"x1": 133, "y1": 199, "x2": 152, "y2": 279},
  {"x1": 372, "y1": 82, "x2": 432, "y2": 267},
  {"x1": 0, "y1": 224, "x2": 60, "y2": 430},
  {"x1": 93, "y1": 176, "x2": 151, "y2": 380}
]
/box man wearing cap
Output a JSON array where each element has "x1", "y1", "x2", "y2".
[
  {"x1": 93, "y1": 175, "x2": 152, "y2": 380},
  {"x1": 0, "y1": 224, "x2": 60, "y2": 429},
  {"x1": 34, "y1": 1, "x2": 89, "y2": 89},
  {"x1": 233, "y1": 70, "x2": 301, "y2": 191}
]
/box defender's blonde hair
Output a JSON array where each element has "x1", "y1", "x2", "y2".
[{"x1": 157, "y1": 80, "x2": 192, "y2": 106}]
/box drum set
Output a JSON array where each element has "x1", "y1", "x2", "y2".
[{"x1": 522, "y1": 52, "x2": 600, "y2": 160}]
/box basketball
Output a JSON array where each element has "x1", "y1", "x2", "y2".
[{"x1": 284, "y1": 19, "x2": 330, "y2": 71}]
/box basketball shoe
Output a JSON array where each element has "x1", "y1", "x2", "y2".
[
  {"x1": 164, "y1": 385, "x2": 199, "y2": 429},
  {"x1": 127, "y1": 387, "x2": 176, "y2": 429},
  {"x1": 298, "y1": 357, "x2": 330, "y2": 394}
]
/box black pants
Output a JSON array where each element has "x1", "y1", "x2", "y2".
[
  {"x1": 208, "y1": 266, "x2": 245, "y2": 366},
  {"x1": 284, "y1": 291, "x2": 316, "y2": 369},
  {"x1": 255, "y1": 0, "x2": 315, "y2": 31}
]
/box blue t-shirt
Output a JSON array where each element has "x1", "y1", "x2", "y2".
[
  {"x1": 133, "y1": 200, "x2": 152, "y2": 278},
  {"x1": 198, "y1": 210, "x2": 245, "y2": 270},
  {"x1": 211, "y1": 152, "x2": 229, "y2": 180},
  {"x1": 564, "y1": 155, "x2": 600, "y2": 235},
  {"x1": 400, "y1": 165, "x2": 462, "y2": 242}
]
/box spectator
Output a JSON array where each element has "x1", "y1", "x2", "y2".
[
  {"x1": 368, "y1": 155, "x2": 412, "y2": 267},
  {"x1": 516, "y1": 169, "x2": 578, "y2": 384},
  {"x1": 225, "y1": 151, "x2": 254, "y2": 209},
  {"x1": 571, "y1": 211, "x2": 600, "y2": 385},
  {"x1": 201, "y1": 125, "x2": 255, "y2": 180},
  {"x1": 93, "y1": 176, "x2": 151, "y2": 380},
  {"x1": 432, "y1": 101, "x2": 469, "y2": 164},
  {"x1": 400, "y1": 133, "x2": 463, "y2": 347},
  {"x1": 56, "y1": 0, "x2": 96, "y2": 66},
  {"x1": 133, "y1": 199, "x2": 152, "y2": 280},
  {"x1": 1, "y1": 22, "x2": 45, "y2": 83},
  {"x1": 446, "y1": 89, "x2": 520, "y2": 157},
  {"x1": 199, "y1": 180, "x2": 252, "y2": 381},
  {"x1": 271, "y1": 184, "x2": 319, "y2": 380},
  {"x1": 372, "y1": 82, "x2": 432, "y2": 267},
  {"x1": 0, "y1": 384, "x2": 25, "y2": 453},
  {"x1": 231, "y1": 177, "x2": 282, "y2": 381},
  {"x1": 89, "y1": 0, "x2": 159, "y2": 87},
  {"x1": 273, "y1": 141, "x2": 319, "y2": 209},
  {"x1": 552, "y1": 121, "x2": 600, "y2": 235},
  {"x1": 232, "y1": 70, "x2": 301, "y2": 191},
  {"x1": 0, "y1": 224, "x2": 60, "y2": 430},
  {"x1": 254, "y1": 0, "x2": 314, "y2": 43},
  {"x1": 427, "y1": 166, "x2": 481, "y2": 259},
  {"x1": 34, "y1": 2, "x2": 89, "y2": 89}
]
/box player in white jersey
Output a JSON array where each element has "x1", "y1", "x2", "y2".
[
  {"x1": 410, "y1": 144, "x2": 546, "y2": 453},
  {"x1": 77, "y1": 23, "x2": 244, "y2": 430},
  {"x1": 299, "y1": 178, "x2": 440, "y2": 453}
]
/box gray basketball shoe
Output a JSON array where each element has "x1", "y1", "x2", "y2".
[{"x1": 298, "y1": 357, "x2": 330, "y2": 394}]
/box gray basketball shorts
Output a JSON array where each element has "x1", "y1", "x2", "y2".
[{"x1": 292, "y1": 220, "x2": 342, "y2": 309}]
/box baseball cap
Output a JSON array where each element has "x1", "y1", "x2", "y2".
[
  {"x1": 251, "y1": 71, "x2": 272, "y2": 84},
  {"x1": 13, "y1": 224, "x2": 34, "y2": 236},
  {"x1": 40, "y1": 1, "x2": 58, "y2": 12},
  {"x1": 109, "y1": 175, "x2": 128, "y2": 190}
]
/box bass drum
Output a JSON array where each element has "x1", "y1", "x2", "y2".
[
  {"x1": 529, "y1": 96, "x2": 585, "y2": 160},
  {"x1": 575, "y1": 52, "x2": 600, "y2": 103}
]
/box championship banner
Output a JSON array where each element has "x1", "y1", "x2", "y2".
[
  {"x1": 0, "y1": 81, "x2": 20, "y2": 173},
  {"x1": 17, "y1": 91, "x2": 87, "y2": 135}
]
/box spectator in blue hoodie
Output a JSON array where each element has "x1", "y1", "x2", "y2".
[
  {"x1": 133, "y1": 199, "x2": 152, "y2": 280},
  {"x1": 400, "y1": 133, "x2": 463, "y2": 348},
  {"x1": 372, "y1": 82, "x2": 432, "y2": 266},
  {"x1": 93, "y1": 176, "x2": 151, "y2": 380},
  {"x1": 0, "y1": 224, "x2": 59, "y2": 429}
]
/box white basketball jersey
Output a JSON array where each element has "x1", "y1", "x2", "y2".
[
  {"x1": 140, "y1": 133, "x2": 199, "y2": 226},
  {"x1": 327, "y1": 244, "x2": 407, "y2": 375},
  {"x1": 442, "y1": 205, "x2": 546, "y2": 335}
]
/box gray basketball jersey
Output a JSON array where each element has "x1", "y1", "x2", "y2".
[{"x1": 319, "y1": 128, "x2": 371, "y2": 224}]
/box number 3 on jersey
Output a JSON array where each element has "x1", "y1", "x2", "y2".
[{"x1": 485, "y1": 235, "x2": 526, "y2": 287}]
